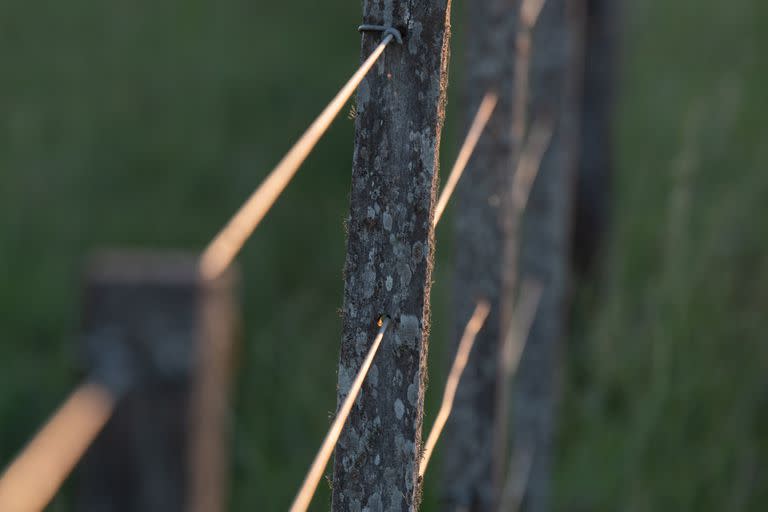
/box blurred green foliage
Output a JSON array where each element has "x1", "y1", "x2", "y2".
[
  {"x1": 557, "y1": 1, "x2": 768, "y2": 510},
  {"x1": 0, "y1": 0, "x2": 766, "y2": 510}
]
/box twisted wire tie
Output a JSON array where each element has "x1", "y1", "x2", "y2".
[{"x1": 358, "y1": 24, "x2": 403, "y2": 44}]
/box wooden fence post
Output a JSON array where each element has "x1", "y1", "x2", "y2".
[
  {"x1": 509, "y1": 1, "x2": 584, "y2": 511},
  {"x1": 439, "y1": 0, "x2": 520, "y2": 509},
  {"x1": 331, "y1": 1, "x2": 452, "y2": 510},
  {"x1": 77, "y1": 250, "x2": 238, "y2": 512}
]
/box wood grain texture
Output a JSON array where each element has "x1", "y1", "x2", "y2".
[{"x1": 331, "y1": 1, "x2": 452, "y2": 511}]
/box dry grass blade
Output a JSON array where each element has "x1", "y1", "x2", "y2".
[
  {"x1": 199, "y1": 35, "x2": 395, "y2": 281},
  {"x1": 0, "y1": 382, "x2": 115, "y2": 512},
  {"x1": 419, "y1": 300, "x2": 491, "y2": 477},
  {"x1": 433, "y1": 92, "x2": 499, "y2": 227},
  {"x1": 289, "y1": 318, "x2": 391, "y2": 512}
]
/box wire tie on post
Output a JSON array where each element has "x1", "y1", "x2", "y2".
[{"x1": 358, "y1": 24, "x2": 403, "y2": 44}]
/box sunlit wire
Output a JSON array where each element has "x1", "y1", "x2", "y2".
[
  {"x1": 200, "y1": 34, "x2": 396, "y2": 281},
  {"x1": 289, "y1": 318, "x2": 391, "y2": 512},
  {"x1": 0, "y1": 382, "x2": 115, "y2": 512},
  {"x1": 433, "y1": 92, "x2": 499, "y2": 227},
  {"x1": 420, "y1": 300, "x2": 491, "y2": 477}
]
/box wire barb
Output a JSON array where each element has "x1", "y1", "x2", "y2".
[{"x1": 289, "y1": 318, "x2": 391, "y2": 512}]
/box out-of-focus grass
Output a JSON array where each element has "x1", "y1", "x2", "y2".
[
  {"x1": 557, "y1": 1, "x2": 768, "y2": 510},
  {"x1": 0, "y1": 0, "x2": 766, "y2": 511}
]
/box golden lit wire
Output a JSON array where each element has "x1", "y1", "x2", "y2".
[
  {"x1": 200, "y1": 34, "x2": 396, "y2": 280},
  {"x1": 0, "y1": 382, "x2": 115, "y2": 512},
  {"x1": 420, "y1": 300, "x2": 491, "y2": 477},
  {"x1": 289, "y1": 318, "x2": 391, "y2": 512}
]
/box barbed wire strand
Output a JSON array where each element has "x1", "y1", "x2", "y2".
[
  {"x1": 0, "y1": 382, "x2": 115, "y2": 512},
  {"x1": 433, "y1": 91, "x2": 499, "y2": 227},
  {"x1": 419, "y1": 300, "x2": 491, "y2": 477},
  {"x1": 199, "y1": 33, "x2": 397, "y2": 281},
  {"x1": 289, "y1": 317, "x2": 391, "y2": 512}
]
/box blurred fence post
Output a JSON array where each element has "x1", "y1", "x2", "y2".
[
  {"x1": 505, "y1": 1, "x2": 585, "y2": 511},
  {"x1": 330, "y1": 2, "x2": 452, "y2": 511},
  {"x1": 440, "y1": 0, "x2": 520, "y2": 508},
  {"x1": 78, "y1": 250, "x2": 238, "y2": 512}
]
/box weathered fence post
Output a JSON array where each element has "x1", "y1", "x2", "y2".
[
  {"x1": 442, "y1": 0, "x2": 585, "y2": 510},
  {"x1": 440, "y1": 0, "x2": 519, "y2": 508},
  {"x1": 331, "y1": 1, "x2": 452, "y2": 510},
  {"x1": 78, "y1": 250, "x2": 238, "y2": 512},
  {"x1": 509, "y1": 1, "x2": 584, "y2": 511}
]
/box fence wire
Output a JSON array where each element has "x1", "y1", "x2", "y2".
[
  {"x1": 199, "y1": 34, "x2": 397, "y2": 281},
  {"x1": 420, "y1": 300, "x2": 491, "y2": 477},
  {"x1": 0, "y1": 382, "x2": 115, "y2": 512},
  {"x1": 433, "y1": 91, "x2": 499, "y2": 227},
  {"x1": 289, "y1": 318, "x2": 390, "y2": 512}
]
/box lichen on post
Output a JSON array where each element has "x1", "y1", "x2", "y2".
[{"x1": 331, "y1": 1, "x2": 452, "y2": 511}]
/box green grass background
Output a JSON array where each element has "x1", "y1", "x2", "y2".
[{"x1": 0, "y1": 0, "x2": 766, "y2": 510}]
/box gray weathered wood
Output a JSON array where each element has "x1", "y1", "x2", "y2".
[
  {"x1": 442, "y1": 0, "x2": 585, "y2": 510},
  {"x1": 510, "y1": 1, "x2": 584, "y2": 511},
  {"x1": 77, "y1": 251, "x2": 238, "y2": 512},
  {"x1": 440, "y1": 0, "x2": 519, "y2": 508},
  {"x1": 331, "y1": 1, "x2": 452, "y2": 510}
]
